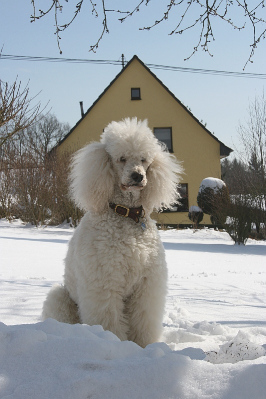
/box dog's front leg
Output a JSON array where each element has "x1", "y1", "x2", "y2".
[
  {"x1": 77, "y1": 286, "x2": 128, "y2": 341},
  {"x1": 127, "y1": 266, "x2": 168, "y2": 348}
]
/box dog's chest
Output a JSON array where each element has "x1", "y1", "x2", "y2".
[
  {"x1": 98, "y1": 225, "x2": 158, "y2": 268},
  {"x1": 91, "y1": 220, "x2": 161, "y2": 283},
  {"x1": 75, "y1": 213, "x2": 165, "y2": 297},
  {"x1": 111, "y1": 228, "x2": 161, "y2": 294}
]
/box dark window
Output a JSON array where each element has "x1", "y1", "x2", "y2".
[
  {"x1": 177, "y1": 183, "x2": 189, "y2": 212},
  {"x1": 131, "y1": 88, "x2": 141, "y2": 100},
  {"x1": 163, "y1": 184, "x2": 189, "y2": 212},
  {"x1": 154, "y1": 127, "x2": 173, "y2": 152}
]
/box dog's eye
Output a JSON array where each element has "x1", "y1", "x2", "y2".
[
  {"x1": 141, "y1": 158, "x2": 146, "y2": 163},
  {"x1": 119, "y1": 156, "x2": 126, "y2": 163}
]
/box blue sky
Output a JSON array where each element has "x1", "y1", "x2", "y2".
[{"x1": 1, "y1": 1, "x2": 266, "y2": 155}]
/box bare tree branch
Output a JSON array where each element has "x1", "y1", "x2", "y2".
[
  {"x1": 90, "y1": 0, "x2": 110, "y2": 53},
  {"x1": 0, "y1": 78, "x2": 44, "y2": 147},
  {"x1": 30, "y1": 0, "x2": 266, "y2": 66}
]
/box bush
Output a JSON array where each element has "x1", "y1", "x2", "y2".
[
  {"x1": 226, "y1": 201, "x2": 252, "y2": 244},
  {"x1": 188, "y1": 206, "x2": 203, "y2": 228},
  {"x1": 225, "y1": 195, "x2": 266, "y2": 244},
  {"x1": 0, "y1": 115, "x2": 84, "y2": 226},
  {"x1": 197, "y1": 178, "x2": 230, "y2": 226},
  {"x1": 0, "y1": 149, "x2": 84, "y2": 226},
  {"x1": 45, "y1": 153, "x2": 84, "y2": 226}
]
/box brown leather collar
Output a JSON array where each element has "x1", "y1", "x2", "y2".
[{"x1": 109, "y1": 203, "x2": 145, "y2": 223}]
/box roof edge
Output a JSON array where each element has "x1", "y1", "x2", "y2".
[
  {"x1": 135, "y1": 56, "x2": 233, "y2": 157},
  {"x1": 56, "y1": 55, "x2": 233, "y2": 157},
  {"x1": 55, "y1": 56, "x2": 139, "y2": 149}
]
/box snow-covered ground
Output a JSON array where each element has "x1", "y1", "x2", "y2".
[{"x1": 0, "y1": 219, "x2": 266, "y2": 399}]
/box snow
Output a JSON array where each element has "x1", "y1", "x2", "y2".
[
  {"x1": 189, "y1": 205, "x2": 202, "y2": 213},
  {"x1": 199, "y1": 177, "x2": 226, "y2": 192},
  {"x1": 0, "y1": 220, "x2": 266, "y2": 399}
]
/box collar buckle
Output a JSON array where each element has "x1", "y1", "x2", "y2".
[
  {"x1": 115, "y1": 204, "x2": 130, "y2": 217},
  {"x1": 109, "y1": 203, "x2": 145, "y2": 225}
]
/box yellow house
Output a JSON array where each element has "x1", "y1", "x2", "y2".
[{"x1": 57, "y1": 55, "x2": 232, "y2": 225}]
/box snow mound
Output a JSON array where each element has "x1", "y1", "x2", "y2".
[
  {"x1": 0, "y1": 319, "x2": 180, "y2": 399},
  {"x1": 1, "y1": 320, "x2": 266, "y2": 399},
  {"x1": 189, "y1": 205, "x2": 202, "y2": 213},
  {"x1": 163, "y1": 309, "x2": 230, "y2": 349},
  {"x1": 205, "y1": 330, "x2": 266, "y2": 364},
  {"x1": 199, "y1": 177, "x2": 225, "y2": 193}
]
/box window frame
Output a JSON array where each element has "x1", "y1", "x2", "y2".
[
  {"x1": 162, "y1": 183, "x2": 189, "y2": 213},
  {"x1": 153, "y1": 127, "x2": 173, "y2": 152},
  {"x1": 131, "y1": 88, "x2": 141, "y2": 100}
]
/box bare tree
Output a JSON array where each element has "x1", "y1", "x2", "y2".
[
  {"x1": 221, "y1": 95, "x2": 266, "y2": 242},
  {"x1": 23, "y1": 114, "x2": 70, "y2": 163},
  {"x1": 30, "y1": 0, "x2": 266, "y2": 65},
  {"x1": 221, "y1": 157, "x2": 250, "y2": 195},
  {"x1": 238, "y1": 93, "x2": 266, "y2": 235},
  {"x1": 0, "y1": 113, "x2": 80, "y2": 225},
  {"x1": 0, "y1": 78, "x2": 43, "y2": 147},
  {"x1": 238, "y1": 92, "x2": 266, "y2": 196}
]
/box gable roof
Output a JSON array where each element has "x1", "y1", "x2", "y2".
[{"x1": 57, "y1": 55, "x2": 232, "y2": 157}]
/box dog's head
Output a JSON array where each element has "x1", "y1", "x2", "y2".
[
  {"x1": 101, "y1": 119, "x2": 159, "y2": 195},
  {"x1": 70, "y1": 118, "x2": 183, "y2": 214}
]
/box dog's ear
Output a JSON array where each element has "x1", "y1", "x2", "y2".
[
  {"x1": 69, "y1": 142, "x2": 114, "y2": 213},
  {"x1": 141, "y1": 146, "x2": 183, "y2": 214}
]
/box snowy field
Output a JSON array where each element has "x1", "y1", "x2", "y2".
[{"x1": 0, "y1": 219, "x2": 266, "y2": 399}]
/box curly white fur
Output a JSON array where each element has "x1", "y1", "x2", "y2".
[{"x1": 42, "y1": 118, "x2": 183, "y2": 347}]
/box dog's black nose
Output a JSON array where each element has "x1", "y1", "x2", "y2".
[{"x1": 131, "y1": 172, "x2": 144, "y2": 183}]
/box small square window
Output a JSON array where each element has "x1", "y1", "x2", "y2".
[
  {"x1": 154, "y1": 127, "x2": 173, "y2": 152},
  {"x1": 131, "y1": 88, "x2": 141, "y2": 100}
]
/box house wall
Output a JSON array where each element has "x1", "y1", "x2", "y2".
[{"x1": 59, "y1": 58, "x2": 222, "y2": 225}]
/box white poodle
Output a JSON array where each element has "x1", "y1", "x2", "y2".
[{"x1": 42, "y1": 118, "x2": 182, "y2": 348}]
